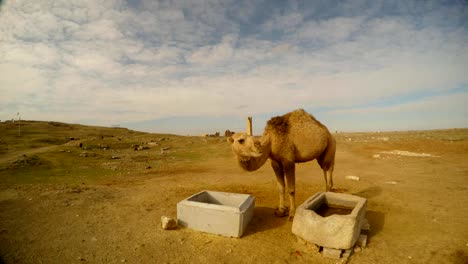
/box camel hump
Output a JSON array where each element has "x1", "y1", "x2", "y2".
[
  {"x1": 266, "y1": 115, "x2": 290, "y2": 136},
  {"x1": 266, "y1": 109, "x2": 326, "y2": 136}
]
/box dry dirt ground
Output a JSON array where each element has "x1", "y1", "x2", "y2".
[{"x1": 1, "y1": 129, "x2": 467, "y2": 264}]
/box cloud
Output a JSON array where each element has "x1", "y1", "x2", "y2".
[
  {"x1": 294, "y1": 16, "x2": 365, "y2": 45},
  {"x1": 0, "y1": 0, "x2": 466, "y2": 133}
]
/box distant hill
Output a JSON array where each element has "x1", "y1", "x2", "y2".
[{"x1": 0, "y1": 120, "x2": 149, "y2": 155}]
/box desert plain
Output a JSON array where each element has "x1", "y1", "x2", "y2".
[{"x1": 0, "y1": 121, "x2": 467, "y2": 264}]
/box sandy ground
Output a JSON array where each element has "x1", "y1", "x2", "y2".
[{"x1": 1, "y1": 131, "x2": 467, "y2": 264}]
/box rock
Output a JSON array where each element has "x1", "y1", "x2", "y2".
[
  {"x1": 80, "y1": 152, "x2": 88, "y2": 157},
  {"x1": 160, "y1": 147, "x2": 170, "y2": 154},
  {"x1": 342, "y1": 248, "x2": 354, "y2": 259},
  {"x1": 322, "y1": 247, "x2": 342, "y2": 259},
  {"x1": 354, "y1": 246, "x2": 362, "y2": 252},
  {"x1": 356, "y1": 234, "x2": 367, "y2": 248},
  {"x1": 372, "y1": 154, "x2": 381, "y2": 159},
  {"x1": 111, "y1": 156, "x2": 120, "y2": 159},
  {"x1": 361, "y1": 218, "x2": 370, "y2": 231},
  {"x1": 161, "y1": 216, "x2": 177, "y2": 230},
  {"x1": 384, "y1": 181, "x2": 398, "y2": 185},
  {"x1": 345, "y1": 175, "x2": 360, "y2": 181},
  {"x1": 146, "y1": 166, "x2": 152, "y2": 169},
  {"x1": 136, "y1": 145, "x2": 149, "y2": 151}
]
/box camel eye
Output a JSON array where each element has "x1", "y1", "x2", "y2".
[{"x1": 238, "y1": 139, "x2": 245, "y2": 144}]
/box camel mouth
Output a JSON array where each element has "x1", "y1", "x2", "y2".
[
  {"x1": 246, "y1": 151, "x2": 263, "y2": 158},
  {"x1": 237, "y1": 152, "x2": 267, "y2": 171}
]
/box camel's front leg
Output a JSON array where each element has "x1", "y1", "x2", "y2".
[
  {"x1": 284, "y1": 162, "x2": 296, "y2": 221},
  {"x1": 271, "y1": 160, "x2": 288, "y2": 217}
]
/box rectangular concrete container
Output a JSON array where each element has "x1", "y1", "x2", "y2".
[
  {"x1": 292, "y1": 192, "x2": 367, "y2": 249},
  {"x1": 177, "y1": 191, "x2": 255, "y2": 238}
]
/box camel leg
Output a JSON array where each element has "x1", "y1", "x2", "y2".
[
  {"x1": 284, "y1": 162, "x2": 296, "y2": 221},
  {"x1": 323, "y1": 167, "x2": 333, "y2": 191},
  {"x1": 322, "y1": 169, "x2": 329, "y2": 191},
  {"x1": 318, "y1": 155, "x2": 335, "y2": 192},
  {"x1": 271, "y1": 160, "x2": 288, "y2": 217},
  {"x1": 327, "y1": 165, "x2": 334, "y2": 191}
]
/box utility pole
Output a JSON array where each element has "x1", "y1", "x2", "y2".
[
  {"x1": 17, "y1": 112, "x2": 21, "y2": 137},
  {"x1": 246, "y1": 116, "x2": 252, "y2": 136}
]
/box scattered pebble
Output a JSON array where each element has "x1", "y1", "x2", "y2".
[
  {"x1": 379, "y1": 150, "x2": 437, "y2": 157},
  {"x1": 384, "y1": 181, "x2": 398, "y2": 185},
  {"x1": 345, "y1": 175, "x2": 360, "y2": 181},
  {"x1": 161, "y1": 216, "x2": 177, "y2": 230},
  {"x1": 372, "y1": 154, "x2": 381, "y2": 159},
  {"x1": 354, "y1": 246, "x2": 362, "y2": 252}
]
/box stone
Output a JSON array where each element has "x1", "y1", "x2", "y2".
[
  {"x1": 292, "y1": 192, "x2": 367, "y2": 250},
  {"x1": 345, "y1": 175, "x2": 360, "y2": 181},
  {"x1": 322, "y1": 247, "x2": 342, "y2": 259},
  {"x1": 161, "y1": 216, "x2": 177, "y2": 230},
  {"x1": 354, "y1": 246, "x2": 362, "y2": 252},
  {"x1": 361, "y1": 218, "x2": 370, "y2": 231},
  {"x1": 372, "y1": 154, "x2": 381, "y2": 159},
  {"x1": 356, "y1": 235, "x2": 368, "y2": 248},
  {"x1": 342, "y1": 248, "x2": 354, "y2": 259}
]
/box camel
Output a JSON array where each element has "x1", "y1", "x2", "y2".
[{"x1": 227, "y1": 109, "x2": 336, "y2": 220}]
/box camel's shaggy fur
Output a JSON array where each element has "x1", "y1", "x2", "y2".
[{"x1": 228, "y1": 109, "x2": 336, "y2": 220}]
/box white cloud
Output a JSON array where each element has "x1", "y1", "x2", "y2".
[
  {"x1": 295, "y1": 16, "x2": 365, "y2": 44},
  {"x1": 0, "y1": 0, "x2": 466, "y2": 132}
]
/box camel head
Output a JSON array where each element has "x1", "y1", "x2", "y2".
[{"x1": 227, "y1": 132, "x2": 270, "y2": 171}]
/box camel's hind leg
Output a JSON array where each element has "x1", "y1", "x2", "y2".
[
  {"x1": 271, "y1": 160, "x2": 288, "y2": 217},
  {"x1": 322, "y1": 166, "x2": 334, "y2": 191},
  {"x1": 318, "y1": 137, "x2": 336, "y2": 192},
  {"x1": 284, "y1": 162, "x2": 296, "y2": 221}
]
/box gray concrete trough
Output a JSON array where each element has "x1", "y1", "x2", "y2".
[
  {"x1": 177, "y1": 190, "x2": 255, "y2": 238},
  {"x1": 292, "y1": 192, "x2": 367, "y2": 249}
]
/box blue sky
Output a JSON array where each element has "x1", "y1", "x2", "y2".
[{"x1": 0, "y1": 0, "x2": 467, "y2": 135}]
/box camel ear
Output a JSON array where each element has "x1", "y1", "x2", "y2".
[{"x1": 227, "y1": 136, "x2": 234, "y2": 144}]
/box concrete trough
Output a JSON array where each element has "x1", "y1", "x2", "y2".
[
  {"x1": 177, "y1": 191, "x2": 255, "y2": 238},
  {"x1": 292, "y1": 192, "x2": 367, "y2": 249}
]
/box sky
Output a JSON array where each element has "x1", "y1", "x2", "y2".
[{"x1": 0, "y1": 0, "x2": 467, "y2": 135}]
